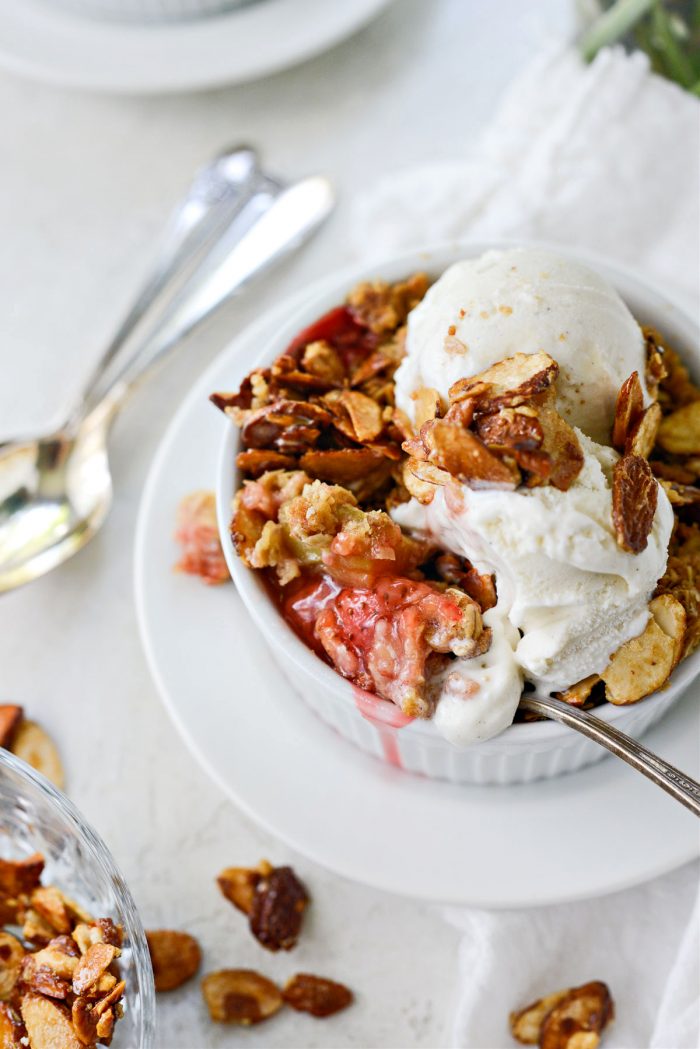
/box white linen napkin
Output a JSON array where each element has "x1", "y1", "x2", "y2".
[{"x1": 350, "y1": 44, "x2": 700, "y2": 1049}]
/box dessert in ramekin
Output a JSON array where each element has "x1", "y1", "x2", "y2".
[{"x1": 214, "y1": 243, "x2": 700, "y2": 784}]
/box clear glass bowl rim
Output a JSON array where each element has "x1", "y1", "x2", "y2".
[{"x1": 0, "y1": 747, "x2": 156, "y2": 1048}]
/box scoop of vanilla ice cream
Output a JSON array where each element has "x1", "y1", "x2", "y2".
[{"x1": 395, "y1": 247, "x2": 649, "y2": 445}]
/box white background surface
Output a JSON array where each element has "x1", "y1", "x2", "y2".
[{"x1": 0, "y1": 2, "x2": 621, "y2": 1046}]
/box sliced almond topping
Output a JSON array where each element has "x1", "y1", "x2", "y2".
[
  {"x1": 601, "y1": 598, "x2": 684, "y2": 705},
  {"x1": 612, "y1": 454, "x2": 658, "y2": 554},
  {"x1": 657, "y1": 400, "x2": 700, "y2": 455},
  {"x1": 0, "y1": 706, "x2": 22, "y2": 750},
  {"x1": 422, "y1": 420, "x2": 520, "y2": 489},
  {"x1": 660, "y1": 479, "x2": 700, "y2": 507},
  {"x1": 650, "y1": 593, "x2": 686, "y2": 669},
  {"x1": 20, "y1": 995, "x2": 82, "y2": 1049},
  {"x1": 555, "y1": 674, "x2": 600, "y2": 707},
  {"x1": 411, "y1": 387, "x2": 442, "y2": 429},
  {"x1": 536, "y1": 406, "x2": 584, "y2": 491},
  {"x1": 627, "y1": 401, "x2": 662, "y2": 458},
  {"x1": 406, "y1": 457, "x2": 454, "y2": 490},
  {"x1": 612, "y1": 370, "x2": 644, "y2": 451},
  {"x1": 236, "y1": 449, "x2": 297, "y2": 478},
  {"x1": 333, "y1": 390, "x2": 384, "y2": 442},
  {"x1": 146, "y1": 930, "x2": 201, "y2": 992},
  {"x1": 402, "y1": 460, "x2": 437, "y2": 505},
  {"x1": 539, "y1": 981, "x2": 614, "y2": 1049},
  {"x1": 299, "y1": 448, "x2": 387, "y2": 483},
  {"x1": 201, "y1": 969, "x2": 283, "y2": 1025},
  {"x1": 448, "y1": 352, "x2": 558, "y2": 409},
  {"x1": 9, "y1": 721, "x2": 64, "y2": 790}
]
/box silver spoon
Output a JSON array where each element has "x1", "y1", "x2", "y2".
[
  {"x1": 0, "y1": 149, "x2": 334, "y2": 592},
  {"x1": 520, "y1": 694, "x2": 700, "y2": 816}
]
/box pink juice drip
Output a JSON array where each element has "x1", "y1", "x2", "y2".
[{"x1": 352, "y1": 687, "x2": 414, "y2": 769}]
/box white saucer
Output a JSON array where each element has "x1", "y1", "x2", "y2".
[
  {"x1": 134, "y1": 283, "x2": 700, "y2": 908},
  {"x1": 0, "y1": 0, "x2": 390, "y2": 94}
]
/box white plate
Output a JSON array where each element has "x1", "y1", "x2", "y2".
[
  {"x1": 0, "y1": 0, "x2": 390, "y2": 94},
  {"x1": 134, "y1": 280, "x2": 700, "y2": 908}
]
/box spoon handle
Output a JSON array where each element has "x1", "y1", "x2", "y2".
[
  {"x1": 77, "y1": 145, "x2": 268, "y2": 416},
  {"x1": 520, "y1": 694, "x2": 700, "y2": 816}
]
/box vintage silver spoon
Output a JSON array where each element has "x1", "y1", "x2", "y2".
[
  {"x1": 520, "y1": 694, "x2": 700, "y2": 816},
  {"x1": 0, "y1": 148, "x2": 334, "y2": 592}
]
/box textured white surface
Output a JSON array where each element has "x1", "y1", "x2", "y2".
[{"x1": 0, "y1": 2, "x2": 576, "y2": 1046}]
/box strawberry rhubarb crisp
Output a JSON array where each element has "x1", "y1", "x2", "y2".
[{"x1": 212, "y1": 248, "x2": 700, "y2": 745}]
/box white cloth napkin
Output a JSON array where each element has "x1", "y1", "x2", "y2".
[{"x1": 350, "y1": 44, "x2": 700, "y2": 1049}]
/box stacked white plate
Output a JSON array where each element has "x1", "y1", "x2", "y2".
[{"x1": 47, "y1": 0, "x2": 248, "y2": 21}]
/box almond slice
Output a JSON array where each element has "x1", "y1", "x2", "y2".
[
  {"x1": 611, "y1": 454, "x2": 658, "y2": 554},
  {"x1": 20, "y1": 995, "x2": 82, "y2": 1049},
  {"x1": 146, "y1": 930, "x2": 201, "y2": 992},
  {"x1": 411, "y1": 387, "x2": 442, "y2": 429},
  {"x1": 283, "y1": 973, "x2": 354, "y2": 1017},
  {"x1": 449, "y1": 352, "x2": 557, "y2": 409},
  {"x1": 334, "y1": 390, "x2": 384, "y2": 442},
  {"x1": 537, "y1": 406, "x2": 584, "y2": 491},
  {"x1": 201, "y1": 970, "x2": 283, "y2": 1025},
  {"x1": 422, "y1": 420, "x2": 520, "y2": 489},
  {"x1": 217, "y1": 867, "x2": 263, "y2": 916},
  {"x1": 72, "y1": 942, "x2": 117, "y2": 997},
  {"x1": 555, "y1": 675, "x2": 600, "y2": 707},
  {"x1": 601, "y1": 598, "x2": 684, "y2": 705},
  {"x1": 612, "y1": 371, "x2": 644, "y2": 451},
  {"x1": 9, "y1": 721, "x2": 64, "y2": 790},
  {"x1": 299, "y1": 448, "x2": 386, "y2": 483},
  {"x1": 650, "y1": 593, "x2": 686, "y2": 669},
  {"x1": 627, "y1": 401, "x2": 662, "y2": 458},
  {"x1": 657, "y1": 400, "x2": 700, "y2": 455},
  {"x1": 539, "y1": 981, "x2": 614, "y2": 1049},
  {"x1": 510, "y1": 988, "x2": 571, "y2": 1044}
]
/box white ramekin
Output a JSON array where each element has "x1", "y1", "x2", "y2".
[
  {"x1": 217, "y1": 240, "x2": 700, "y2": 785},
  {"x1": 47, "y1": 0, "x2": 249, "y2": 22}
]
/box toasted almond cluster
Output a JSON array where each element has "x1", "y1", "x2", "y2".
[
  {"x1": 0, "y1": 706, "x2": 64, "y2": 790},
  {"x1": 232, "y1": 471, "x2": 429, "y2": 588},
  {"x1": 196, "y1": 861, "x2": 353, "y2": 1027},
  {"x1": 0, "y1": 854, "x2": 125, "y2": 1049},
  {"x1": 404, "y1": 352, "x2": 584, "y2": 500},
  {"x1": 217, "y1": 861, "x2": 308, "y2": 952},
  {"x1": 212, "y1": 275, "x2": 429, "y2": 507},
  {"x1": 510, "y1": 980, "x2": 614, "y2": 1048}
]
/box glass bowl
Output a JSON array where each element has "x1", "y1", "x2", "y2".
[{"x1": 0, "y1": 747, "x2": 155, "y2": 1048}]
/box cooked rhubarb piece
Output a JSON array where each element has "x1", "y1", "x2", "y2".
[
  {"x1": 315, "y1": 576, "x2": 490, "y2": 717},
  {"x1": 174, "y1": 491, "x2": 230, "y2": 585}
]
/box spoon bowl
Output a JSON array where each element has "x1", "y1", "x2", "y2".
[{"x1": 0, "y1": 405, "x2": 113, "y2": 591}]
